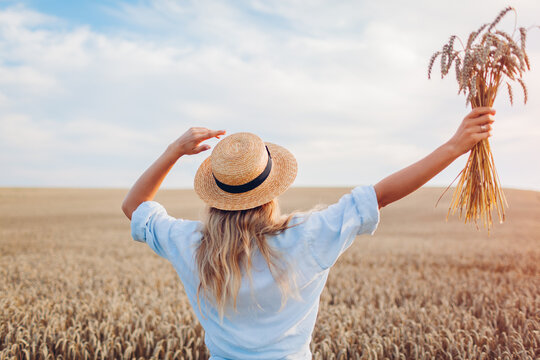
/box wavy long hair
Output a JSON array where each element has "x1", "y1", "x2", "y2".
[{"x1": 195, "y1": 199, "x2": 298, "y2": 319}]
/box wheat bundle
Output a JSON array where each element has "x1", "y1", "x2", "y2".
[{"x1": 428, "y1": 7, "x2": 536, "y2": 231}]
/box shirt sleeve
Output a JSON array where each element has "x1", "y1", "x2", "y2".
[
  {"x1": 305, "y1": 185, "x2": 380, "y2": 270},
  {"x1": 130, "y1": 201, "x2": 178, "y2": 259}
]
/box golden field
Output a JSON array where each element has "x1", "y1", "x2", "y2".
[{"x1": 0, "y1": 187, "x2": 539, "y2": 360}]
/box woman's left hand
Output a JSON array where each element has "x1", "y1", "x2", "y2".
[
  {"x1": 122, "y1": 127, "x2": 225, "y2": 220},
  {"x1": 446, "y1": 106, "x2": 495, "y2": 157},
  {"x1": 170, "y1": 127, "x2": 226, "y2": 156}
]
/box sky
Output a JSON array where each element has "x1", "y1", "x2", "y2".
[{"x1": 1, "y1": 0, "x2": 539, "y2": 190}]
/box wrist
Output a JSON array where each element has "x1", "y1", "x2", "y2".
[
  {"x1": 166, "y1": 142, "x2": 185, "y2": 159},
  {"x1": 442, "y1": 140, "x2": 461, "y2": 159}
]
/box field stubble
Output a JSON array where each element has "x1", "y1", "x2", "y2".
[{"x1": 0, "y1": 187, "x2": 539, "y2": 359}]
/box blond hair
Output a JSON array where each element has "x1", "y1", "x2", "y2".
[{"x1": 195, "y1": 199, "x2": 297, "y2": 319}]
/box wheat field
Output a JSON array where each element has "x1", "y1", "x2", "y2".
[{"x1": 0, "y1": 187, "x2": 539, "y2": 360}]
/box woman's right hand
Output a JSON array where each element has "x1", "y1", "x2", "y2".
[
  {"x1": 169, "y1": 127, "x2": 226, "y2": 157},
  {"x1": 446, "y1": 106, "x2": 495, "y2": 157}
]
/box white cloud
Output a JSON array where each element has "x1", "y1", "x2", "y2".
[
  {"x1": 0, "y1": 113, "x2": 55, "y2": 149},
  {"x1": 0, "y1": 4, "x2": 55, "y2": 27},
  {"x1": 0, "y1": 66, "x2": 60, "y2": 93},
  {"x1": 0, "y1": 1, "x2": 539, "y2": 190}
]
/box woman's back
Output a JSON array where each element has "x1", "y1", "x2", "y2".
[
  {"x1": 123, "y1": 115, "x2": 494, "y2": 358},
  {"x1": 131, "y1": 186, "x2": 379, "y2": 359}
]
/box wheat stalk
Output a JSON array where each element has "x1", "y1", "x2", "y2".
[{"x1": 428, "y1": 7, "x2": 535, "y2": 231}]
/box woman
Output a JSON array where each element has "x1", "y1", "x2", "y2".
[{"x1": 121, "y1": 107, "x2": 495, "y2": 359}]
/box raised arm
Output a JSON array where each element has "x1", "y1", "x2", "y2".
[
  {"x1": 374, "y1": 107, "x2": 495, "y2": 209},
  {"x1": 121, "y1": 127, "x2": 225, "y2": 220}
]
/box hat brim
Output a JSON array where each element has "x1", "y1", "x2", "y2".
[{"x1": 194, "y1": 142, "x2": 297, "y2": 210}]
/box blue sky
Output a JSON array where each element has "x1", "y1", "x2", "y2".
[
  {"x1": 1, "y1": 0, "x2": 539, "y2": 190},
  {"x1": 3, "y1": 0, "x2": 121, "y2": 28}
]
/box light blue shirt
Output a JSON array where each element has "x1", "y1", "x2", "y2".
[{"x1": 131, "y1": 185, "x2": 380, "y2": 360}]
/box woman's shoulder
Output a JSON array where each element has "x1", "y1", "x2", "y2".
[
  {"x1": 277, "y1": 185, "x2": 380, "y2": 240},
  {"x1": 170, "y1": 218, "x2": 204, "y2": 239}
]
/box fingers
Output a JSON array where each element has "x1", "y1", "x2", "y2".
[
  {"x1": 469, "y1": 113, "x2": 495, "y2": 126},
  {"x1": 192, "y1": 144, "x2": 211, "y2": 154},
  {"x1": 475, "y1": 123, "x2": 492, "y2": 133},
  {"x1": 190, "y1": 127, "x2": 226, "y2": 141},
  {"x1": 470, "y1": 122, "x2": 493, "y2": 143},
  {"x1": 210, "y1": 129, "x2": 226, "y2": 139},
  {"x1": 467, "y1": 107, "x2": 496, "y2": 119},
  {"x1": 472, "y1": 130, "x2": 491, "y2": 142}
]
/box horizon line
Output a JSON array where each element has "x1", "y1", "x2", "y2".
[{"x1": 1, "y1": 185, "x2": 539, "y2": 193}]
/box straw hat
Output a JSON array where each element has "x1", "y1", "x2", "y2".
[{"x1": 194, "y1": 132, "x2": 297, "y2": 210}]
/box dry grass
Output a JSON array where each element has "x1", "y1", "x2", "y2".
[
  {"x1": 1, "y1": 187, "x2": 539, "y2": 359},
  {"x1": 428, "y1": 7, "x2": 537, "y2": 231}
]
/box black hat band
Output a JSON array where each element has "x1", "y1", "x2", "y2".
[{"x1": 213, "y1": 146, "x2": 273, "y2": 194}]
